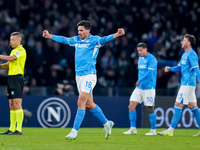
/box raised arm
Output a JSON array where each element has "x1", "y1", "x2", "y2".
[
  {"x1": 42, "y1": 30, "x2": 53, "y2": 39},
  {"x1": 113, "y1": 28, "x2": 125, "y2": 39},
  {"x1": 42, "y1": 30, "x2": 74, "y2": 45},
  {"x1": 99, "y1": 28, "x2": 125, "y2": 45}
]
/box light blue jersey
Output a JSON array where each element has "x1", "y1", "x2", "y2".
[
  {"x1": 178, "y1": 48, "x2": 199, "y2": 87},
  {"x1": 137, "y1": 52, "x2": 157, "y2": 90},
  {"x1": 52, "y1": 34, "x2": 114, "y2": 76}
]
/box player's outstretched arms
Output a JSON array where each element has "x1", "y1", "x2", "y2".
[
  {"x1": 42, "y1": 30, "x2": 53, "y2": 39},
  {"x1": 165, "y1": 66, "x2": 170, "y2": 72},
  {"x1": 113, "y1": 28, "x2": 125, "y2": 39}
]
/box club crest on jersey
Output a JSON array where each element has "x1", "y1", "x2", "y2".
[{"x1": 11, "y1": 91, "x2": 14, "y2": 95}]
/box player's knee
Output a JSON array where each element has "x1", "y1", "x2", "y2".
[
  {"x1": 9, "y1": 104, "x2": 14, "y2": 110},
  {"x1": 86, "y1": 102, "x2": 95, "y2": 110},
  {"x1": 128, "y1": 104, "x2": 136, "y2": 111},
  {"x1": 188, "y1": 102, "x2": 197, "y2": 108},
  {"x1": 175, "y1": 102, "x2": 184, "y2": 108},
  {"x1": 77, "y1": 99, "x2": 86, "y2": 109},
  {"x1": 86, "y1": 104, "x2": 91, "y2": 110},
  {"x1": 147, "y1": 106, "x2": 154, "y2": 113}
]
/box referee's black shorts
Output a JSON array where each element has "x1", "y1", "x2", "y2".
[{"x1": 7, "y1": 74, "x2": 24, "y2": 99}]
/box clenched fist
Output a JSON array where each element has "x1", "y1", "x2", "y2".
[{"x1": 42, "y1": 30, "x2": 53, "y2": 39}]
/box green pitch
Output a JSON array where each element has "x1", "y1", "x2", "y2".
[{"x1": 0, "y1": 127, "x2": 199, "y2": 150}]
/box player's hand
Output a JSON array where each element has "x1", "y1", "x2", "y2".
[
  {"x1": 113, "y1": 28, "x2": 125, "y2": 38},
  {"x1": 42, "y1": 30, "x2": 52, "y2": 39},
  {"x1": 135, "y1": 81, "x2": 141, "y2": 87},
  {"x1": 117, "y1": 28, "x2": 125, "y2": 36},
  {"x1": 165, "y1": 66, "x2": 170, "y2": 72}
]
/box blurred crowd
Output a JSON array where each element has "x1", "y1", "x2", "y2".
[{"x1": 0, "y1": 0, "x2": 200, "y2": 96}]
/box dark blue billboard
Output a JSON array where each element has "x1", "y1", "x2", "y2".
[{"x1": 0, "y1": 96, "x2": 142, "y2": 128}]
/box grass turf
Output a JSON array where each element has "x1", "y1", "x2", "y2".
[{"x1": 0, "y1": 127, "x2": 199, "y2": 150}]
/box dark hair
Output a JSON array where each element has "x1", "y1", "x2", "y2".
[
  {"x1": 137, "y1": 42, "x2": 147, "y2": 48},
  {"x1": 77, "y1": 20, "x2": 91, "y2": 30},
  {"x1": 11, "y1": 32, "x2": 23, "y2": 39},
  {"x1": 184, "y1": 34, "x2": 196, "y2": 46}
]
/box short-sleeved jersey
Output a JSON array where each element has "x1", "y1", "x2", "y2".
[
  {"x1": 137, "y1": 52, "x2": 157, "y2": 90},
  {"x1": 178, "y1": 48, "x2": 199, "y2": 87},
  {"x1": 52, "y1": 34, "x2": 114, "y2": 76},
  {"x1": 8, "y1": 45, "x2": 26, "y2": 75}
]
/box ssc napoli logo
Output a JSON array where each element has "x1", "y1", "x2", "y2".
[{"x1": 37, "y1": 97, "x2": 71, "y2": 128}]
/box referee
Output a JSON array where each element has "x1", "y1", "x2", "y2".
[{"x1": 0, "y1": 32, "x2": 26, "y2": 135}]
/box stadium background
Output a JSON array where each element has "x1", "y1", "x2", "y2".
[{"x1": 0, "y1": 0, "x2": 200, "y2": 128}]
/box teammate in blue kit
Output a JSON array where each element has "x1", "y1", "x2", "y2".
[
  {"x1": 42, "y1": 20, "x2": 125, "y2": 140},
  {"x1": 158, "y1": 34, "x2": 200, "y2": 136},
  {"x1": 123, "y1": 42, "x2": 158, "y2": 136}
]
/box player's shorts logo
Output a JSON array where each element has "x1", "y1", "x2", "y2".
[
  {"x1": 37, "y1": 97, "x2": 71, "y2": 128},
  {"x1": 11, "y1": 91, "x2": 14, "y2": 95}
]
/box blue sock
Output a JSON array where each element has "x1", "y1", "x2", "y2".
[
  {"x1": 191, "y1": 106, "x2": 200, "y2": 128},
  {"x1": 149, "y1": 112, "x2": 156, "y2": 130},
  {"x1": 90, "y1": 105, "x2": 107, "y2": 124},
  {"x1": 171, "y1": 105, "x2": 182, "y2": 128},
  {"x1": 73, "y1": 109, "x2": 85, "y2": 131},
  {"x1": 129, "y1": 110, "x2": 136, "y2": 128}
]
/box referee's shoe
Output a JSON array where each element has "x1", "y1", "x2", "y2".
[
  {"x1": 9, "y1": 130, "x2": 23, "y2": 135},
  {"x1": 0, "y1": 130, "x2": 12, "y2": 135}
]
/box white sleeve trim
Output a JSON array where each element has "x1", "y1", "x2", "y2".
[
  {"x1": 93, "y1": 45, "x2": 101, "y2": 57},
  {"x1": 191, "y1": 66, "x2": 199, "y2": 70},
  {"x1": 98, "y1": 37, "x2": 103, "y2": 47},
  {"x1": 68, "y1": 37, "x2": 75, "y2": 47}
]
